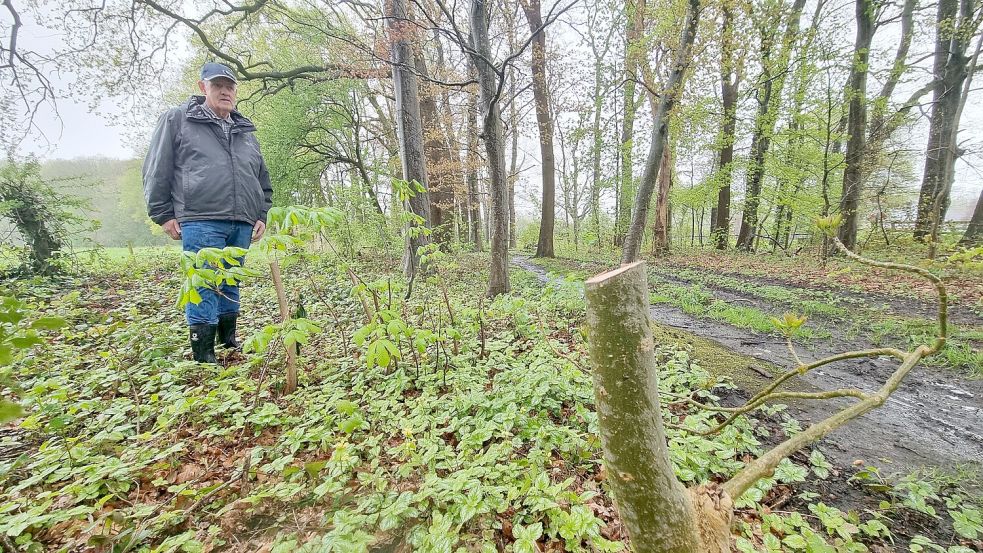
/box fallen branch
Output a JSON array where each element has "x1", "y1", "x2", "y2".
[{"x1": 721, "y1": 234, "x2": 946, "y2": 499}]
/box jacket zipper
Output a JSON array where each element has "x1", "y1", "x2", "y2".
[{"x1": 229, "y1": 127, "x2": 238, "y2": 221}]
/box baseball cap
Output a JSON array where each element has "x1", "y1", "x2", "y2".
[{"x1": 201, "y1": 62, "x2": 238, "y2": 83}]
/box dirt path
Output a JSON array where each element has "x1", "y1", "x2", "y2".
[{"x1": 514, "y1": 256, "x2": 983, "y2": 470}]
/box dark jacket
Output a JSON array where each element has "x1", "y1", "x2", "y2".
[{"x1": 143, "y1": 96, "x2": 273, "y2": 225}]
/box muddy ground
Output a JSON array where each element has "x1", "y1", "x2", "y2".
[{"x1": 513, "y1": 256, "x2": 983, "y2": 472}]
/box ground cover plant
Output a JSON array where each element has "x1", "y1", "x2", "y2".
[
  {"x1": 4, "y1": 0, "x2": 983, "y2": 548},
  {"x1": 0, "y1": 242, "x2": 980, "y2": 552}
]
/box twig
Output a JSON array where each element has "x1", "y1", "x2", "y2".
[
  {"x1": 722, "y1": 235, "x2": 947, "y2": 499},
  {"x1": 181, "y1": 471, "x2": 242, "y2": 516}
]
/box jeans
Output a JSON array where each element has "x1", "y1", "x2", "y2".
[{"x1": 181, "y1": 220, "x2": 253, "y2": 325}]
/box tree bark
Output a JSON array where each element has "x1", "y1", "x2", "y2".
[
  {"x1": 521, "y1": 0, "x2": 557, "y2": 258},
  {"x1": 469, "y1": 0, "x2": 510, "y2": 296},
  {"x1": 584, "y1": 262, "x2": 728, "y2": 552},
  {"x1": 735, "y1": 0, "x2": 807, "y2": 251},
  {"x1": 958, "y1": 186, "x2": 983, "y2": 247},
  {"x1": 837, "y1": 0, "x2": 875, "y2": 251},
  {"x1": 615, "y1": 0, "x2": 645, "y2": 247},
  {"x1": 621, "y1": 0, "x2": 700, "y2": 264},
  {"x1": 652, "y1": 147, "x2": 673, "y2": 255},
  {"x1": 713, "y1": 4, "x2": 739, "y2": 250},
  {"x1": 270, "y1": 256, "x2": 298, "y2": 395},
  {"x1": 416, "y1": 56, "x2": 455, "y2": 248},
  {"x1": 387, "y1": 0, "x2": 433, "y2": 277},
  {"x1": 590, "y1": 63, "x2": 604, "y2": 249},
  {"x1": 915, "y1": 0, "x2": 973, "y2": 239},
  {"x1": 509, "y1": 70, "x2": 520, "y2": 249},
  {"x1": 466, "y1": 85, "x2": 483, "y2": 250}
]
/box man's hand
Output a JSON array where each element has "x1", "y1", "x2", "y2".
[
  {"x1": 162, "y1": 219, "x2": 182, "y2": 240},
  {"x1": 252, "y1": 220, "x2": 266, "y2": 242}
]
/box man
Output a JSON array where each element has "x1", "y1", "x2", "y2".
[{"x1": 143, "y1": 62, "x2": 273, "y2": 363}]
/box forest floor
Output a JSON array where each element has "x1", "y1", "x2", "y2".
[
  {"x1": 1, "y1": 247, "x2": 981, "y2": 552},
  {"x1": 513, "y1": 250, "x2": 983, "y2": 471}
]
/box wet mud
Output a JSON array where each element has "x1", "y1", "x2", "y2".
[{"x1": 513, "y1": 256, "x2": 983, "y2": 470}]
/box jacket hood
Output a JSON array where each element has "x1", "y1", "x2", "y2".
[{"x1": 184, "y1": 95, "x2": 256, "y2": 131}]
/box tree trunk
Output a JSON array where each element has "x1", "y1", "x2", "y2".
[
  {"x1": 584, "y1": 262, "x2": 730, "y2": 552},
  {"x1": 522, "y1": 0, "x2": 557, "y2": 258},
  {"x1": 621, "y1": 0, "x2": 700, "y2": 264},
  {"x1": 915, "y1": 0, "x2": 973, "y2": 240},
  {"x1": 509, "y1": 72, "x2": 520, "y2": 249},
  {"x1": 837, "y1": 0, "x2": 875, "y2": 251},
  {"x1": 0, "y1": 188, "x2": 62, "y2": 275},
  {"x1": 469, "y1": 0, "x2": 510, "y2": 296},
  {"x1": 652, "y1": 147, "x2": 673, "y2": 255},
  {"x1": 713, "y1": 5, "x2": 739, "y2": 250},
  {"x1": 615, "y1": 0, "x2": 645, "y2": 247},
  {"x1": 416, "y1": 56, "x2": 455, "y2": 248},
  {"x1": 958, "y1": 186, "x2": 983, "y2": 247},
  {"x1": 387, "y1": 0, "x2": 433, "y2": 277},
  {"x1": 590, "y1": 57, "x2": 604, "y2": 250},
  {"x1": 433, "y1": 31, "x2": 471, "y2": 247},
  {"x1": 466, "y1": 87, "x2": 483, "y2": 251},
  {"x1": 735, "y1": 0, "x2": 808, "y2": 251},
  {"x1": 270, "y1": 256, "x2": 298, "y2": 395}
]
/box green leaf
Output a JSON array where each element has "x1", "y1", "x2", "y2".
[
  {"x1": 0, "y1": 399, "x2": 24, "y2": 424},
  {"x1": 951, "y1": 507, "x2": 982, "y2": 539},
  {"x1": 338, "y1": 415, "x2": 365, "y2": 434},
  {"x1": 336, "y1": 400, "x2": 358, "y2": 416},
  {"x1": 30, "y1": 316, "x2": 67, "y2": 330},
  {"x1": 304, "y1": 461, "x2": 327, "y2": 479},
  {"x1": 782, "y1": 534, "x2": 807, "y2": 550},
  {"x1": 10, "y1": 334, "x2": 43, "y2": 349}
]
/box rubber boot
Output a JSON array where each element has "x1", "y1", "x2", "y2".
[
  {"x1": 189, "y1": 324, "x2": 218, "y2": 364},
  {"x1": 217, "y1": 313, "x2": 240, "y2": 350}
]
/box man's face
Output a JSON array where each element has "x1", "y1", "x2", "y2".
[{"x1": 198, "y1": 77, "x2": 237, "y2": 115}]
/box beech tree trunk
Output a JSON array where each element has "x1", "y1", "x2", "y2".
[
  {"x1": 387, "y1": 0, "x2": 433, "y2": 277},
  {"x1": 509, "y1": 70, "x2": 520, "y2": 249},
  {"x1": 652, "y1": 147, "x2": 673, "y2": 255},
  {"x1": 713, "y1": 5, "x2": 739, "y2": 250},
  {"x1": 590, "y1": 59, "x2": 604, "y2": 249},
  {"x1": 621, "y1": 0, "x2": 700, "y2": 264},
  {"x1": 735, "y1": 0, "x2": 807, "y2": 251},
  {"x1": 915, "y1": 0, "x2": 973, "y2": 240},
  {"x1": 469, "y1": 0, "x2": 510, "y2": 296},
  {"x1": 585, "y1": 262, "x2": 730, "y2": 552},
  {"x1": 522, "y1": 0, "x2": 556, "y2": 258},
  {"x1": 466, "y1": 87, "x2": 483, "y2": 250},
  {"x1": 615, "y1": 0, "x2": 645, "y2": 247},
  {"x1": 958, "y1": 186, "x2": 983, "y2": 247},
  {"x1": 417, "y1": 56, "x2": 455, "y2": 248},
  {"x1": 837, "y1": 0, "x2": 874, "y2": 251}
]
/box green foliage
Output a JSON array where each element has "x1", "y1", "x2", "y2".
[
  {"x1": 816, "y1": 214, "x2": 844, "y2": 237},
  {"x1": 177, "y1": 247, "x2": 258, "y2": 308},
  {"x1": 0, "y1": 157, "x2": 99, "y2": 274},
  {"x1": 2, "y1": 248, "x2": 979, "y2": 551},
  {"x1": 945, "y1": 245, "x2": 983, "y2": 271},
  {"x1": 771, "y1": 312, "x2": 808, "y2": 338},
  {"x1": 0, "y1": 295, "x2": 66, "y2": 423}
]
